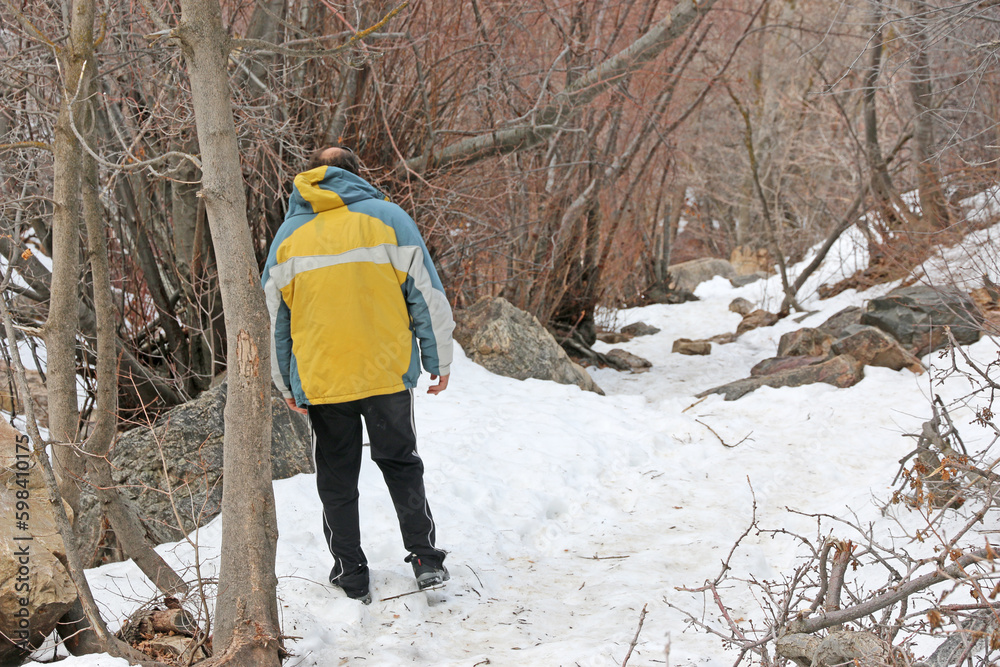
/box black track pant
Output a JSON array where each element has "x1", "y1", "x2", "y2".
[{"x1": 308, "y1": 389, "x2": 445, "y2": 578}]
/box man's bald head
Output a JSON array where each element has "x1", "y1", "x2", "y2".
[{"x1": 306, "y1": 144, "x2": 360, "y2": 175}]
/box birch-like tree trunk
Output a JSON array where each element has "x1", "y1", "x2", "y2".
[{"x1": 176, "y1": 0, "x2": 281, "y2": 663}]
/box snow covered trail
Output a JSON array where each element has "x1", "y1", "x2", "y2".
[{"x1": 27, "y1": 237, "x2": 1000, "y2": 667}]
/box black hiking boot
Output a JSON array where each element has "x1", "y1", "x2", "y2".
[
  {"x1": 405, "y1": 553, "x2": 450, "y2": 590},
  {"x1": 330, "y1": 563, "x2": 372, "y2": 604}
]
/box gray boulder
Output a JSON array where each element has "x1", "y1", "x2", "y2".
[
  {"x1": 861, "y1": 286, "x2": 983, "y2": 356},
  {"x1": 729, "y1": 273, "x2": 765, "y2": 288},
  {"x1": 454, "y1": 297, "x2": 603, "y2": 394},
  {"x1": 818, "y1": 306, "x2": 864, "y2": 338},
  {"x1": 668, "y1": 258, "x2": 736, "y2": 292},
  {"x1": 605, "y1": 349, "x2": 652, "y2": 372},
  {"x1": 83, "y1": 382, "x2": 313, "y2": 546},
  {"x1": 621, "y1": 321, "x2": 661, "y2": 337},
  {"x1": 596, "y1": 331, "x2": 632, "y2": 344},
  {"x1": 643, "y1": 284, "x2": 699, "y2": 304}
]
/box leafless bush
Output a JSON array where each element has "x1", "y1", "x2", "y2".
[{"x1": 671, "y1": 335, "x2": 1000, "y2": 666}]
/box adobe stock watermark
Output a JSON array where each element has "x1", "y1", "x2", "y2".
[{"x1": 11, "y1": 432, "x2": 32, "y2": 652}]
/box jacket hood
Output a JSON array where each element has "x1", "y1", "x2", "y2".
[{"x1": 288, "y1": 166, "x2": 386, "y2": 217}]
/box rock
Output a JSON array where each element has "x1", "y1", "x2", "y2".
[
  {"x1": 698, "y1": 354, "x2": 864, "y2": 401},
  {"x1": 971, "y1": 283, "x2": 1000, "y2": 336},
  {"x1": 596, "y1": 331, "x2": 632, "y2": 344},
  {"x1": 672, "y1": 339, "x2": 711, "y2": 355},
  {"x1": 861, "y1": 286, "x2": 983, "y2": 356},
  {"x1": 832, "y1": 325, "x2": 924, "y2": 373},
  {"x1": 971, "y1": 285, "x2": 999, "y2": 310},
  {"x1": 919, "y1": 609, "x2": 993, "y2": 666},
  {"x1": 837, "y1": 323, "x2": 872, "y2": 339},
  {"x1": 78, "y1": 382, "x2": 314, "y2": 547},
  {"x1": 0, "y1": 364, "x2": 48, "y2": 429},
  {"x1": 0, "y1": 421, "x2": 77, "y2": 663},
  {"x1": 729, "y1": 272, "x2": 765, "y2": 288},
  {"x1": 750, "y1": 356, "x2": 828, "y2": 377},
  {"x1": 817, "y1": 306, "x2": 864, "y2": 338},
  {"x1": 605, "y1": 349, "x2": 652, "y2": 372},
  {"x1": 730, "y1": 245, "x2": 773, "y2": 275},
  {"x1": 777, "y1": 328, "x2": 835, "y2": 357},
  {"x1": 668, "y1": 258, "x2": 736, "y2": 292},
  {"x1": 736, "y1": 309, "x2": 781, "y2": 336},
  {"x1": 620, "y1": 321, "x2": 661, "y2": 337},
  {"x1": 708, "y1": 332, "x2": 738, "y2": 345},
  {"x1": 453, "y1": 297, "x2": 603, "y2": 395},
  {"x1": 729, "y1": 298, "x2": 754, "y2": 316},
  {"x1": 642, "y1": 284, "x2": 699, "y2": 305}
]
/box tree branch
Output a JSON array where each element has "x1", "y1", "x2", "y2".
[
  {"x1": 400, "y1": 0, "x2": 719, "y2": 175},
  {"x1": 788, "y1": 549, "x2": 993, "y2": 634}
]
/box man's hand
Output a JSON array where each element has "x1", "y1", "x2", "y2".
[
  {"x1": 428, "y1": 374, "x2": 449, "y2": 395},
  {"x1": 285, "y1": 397, "x2": 308, "y2": 414}
]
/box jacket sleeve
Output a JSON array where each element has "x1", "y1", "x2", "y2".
[
  {"x1": 390, "y1": 209, "x2": 455, "y2": 376},
  {"x1": 262, "y1": 259, "x2": 295, "y2": 399}
]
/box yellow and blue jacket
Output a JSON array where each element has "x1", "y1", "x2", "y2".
[{"x1": 262, "y1": 166, "x2": 455, "y2": 405}]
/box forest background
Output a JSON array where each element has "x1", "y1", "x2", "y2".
[{"x1": 1, "y1": 0, "x2": 998, "y2": 664}]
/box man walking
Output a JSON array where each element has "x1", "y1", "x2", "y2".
[{"x1": 262, "y1": 145, "x2": 454, "y2": 604}]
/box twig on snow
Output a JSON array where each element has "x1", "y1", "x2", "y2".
[
  {"x1": 379, "y1": 585, "x2": 444, "y2": 602},
  {"x1": 621, "y1": 603, "x2": 647, "y2": 667},
  {"x1": 696, "y1": 419, "x2": 753, "y2": 448}
]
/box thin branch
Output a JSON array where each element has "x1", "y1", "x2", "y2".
[
  {"x1": 0, "y1": 141, "x2": 53, "y2": 153},
  {"x1": 230, "y1": 2, "x2": 410, "y2": 57},
  {"x1": 65, "y1": 63, "x2": 201, "y2": 174},
  {"x1": 621, "y1": 604, "x2": 648, "y2": 667}
]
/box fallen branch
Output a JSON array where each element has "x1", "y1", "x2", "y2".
[{"x1": 788, "y1": 548, "x2": 992, "y2": 634}]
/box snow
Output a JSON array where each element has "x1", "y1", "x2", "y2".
[{"x1": 19, "y1": 226, "x2": 1000, "y2": 667}]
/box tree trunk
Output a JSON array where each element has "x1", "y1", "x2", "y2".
[
  {"x1": 176, "y1": 0, "x2": 281, "y2": 663},
  {"x1": 48, "y1": 0, "x2": 95, "y2": 517},
  {"x1": 656, "y1": 183, "x2": 685, "y2": 283},
  {"x1": 862, "y1": 7, "x2": 895, "y2": 211},
  {"x1": 909, "y1": 1, "x2": 951, "y2": 232},
  {"x1": 862, "y1": 3, "x2": 920, "y2": 232},
  {"x1": 81, "y1": 141, "x2": 189, "y2": 597},
  {"x1": 171, "y1": 154, "x2": 216, "y2": 392}
]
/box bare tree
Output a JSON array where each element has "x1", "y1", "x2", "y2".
[
  {"x1": 47, "y1": 0, "x2": 94, "y2": 518},
  {"x1": 168, "y1": 0, "x2": 282, "y2": 663}
]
